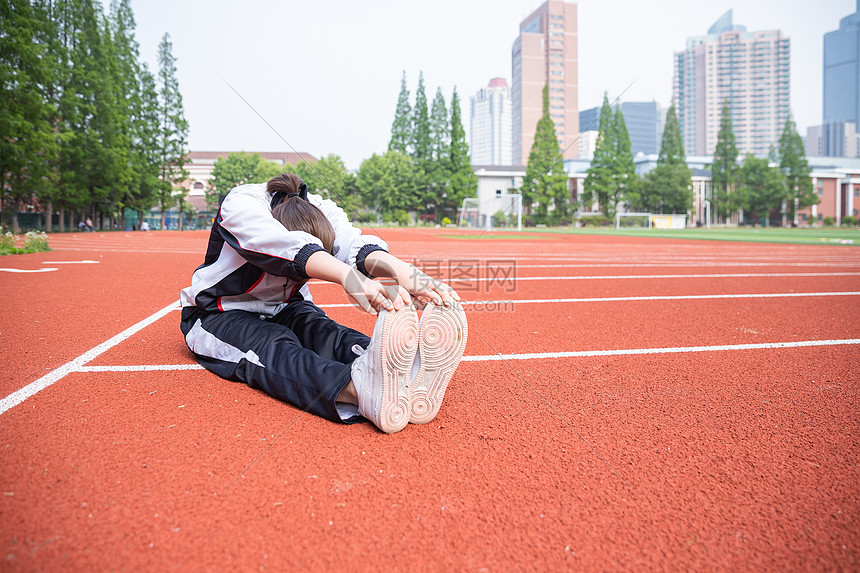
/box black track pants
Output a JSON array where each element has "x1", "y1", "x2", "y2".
[{"x1": 180, "y1": 300, "x2": 370, "y2": 423}]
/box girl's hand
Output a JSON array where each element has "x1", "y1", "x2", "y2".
[
  {"x1": 395, "y1": 265, "x2": 460, "y2": 307},
  {"x1": 341, "y1": 267, "x2": 411, "y2": 315},
  {"x1": 363, "y1": 251, "x2": 461, "y2": 307}
]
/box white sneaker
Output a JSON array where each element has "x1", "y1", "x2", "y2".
[
  {"x1": 408, "y1": 301, "x2": 468, "y2": 424},
  {"x1": 351, "y1": 306, "x2": 419, "y2": 434}
]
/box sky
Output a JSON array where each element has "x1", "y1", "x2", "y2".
[{"x1": 128, "y1": 0, "x2": 856, "y2": 170}]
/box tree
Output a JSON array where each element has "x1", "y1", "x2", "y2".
[
  {"x1": 641, "y1": 103, "x2": 692, "y2": 214},
  {"x1": 388, "y1": 71, "x2": 411, "y2": 154},
  {"x1": 583, "y1": 93, "x2": 616, "y2": 216},
  {"x1": 0, "y1": 0, "x2": 60, "y2": 232},
  {"x1": 207, "y1": 152, "x2": 280, "y2": 207},
  {"x1": 411, "y1": 72, "x2": 432, "y2": 166},
  {"x1": 356, "y1": 150, "x2": 420, "y2": 222},
  {"x1": 445, "y1": 87, "x2": 477, "y2": 220},
  {"x1": 156, "y1": 32, "x2": 188, "y2": 229},
  {"x1": 427, "y1": 87, "x2": 450, "y2": 220},
  {"x1": 710, "y1": 99, "x2": 739, "y2": 223},
  {"x1": 107, "y1": 0, "x2": 149, "y2": 230},
  {"x1": 65, "y1": 0, "x2": 128, "y2": 230},
  {"x1": 777, "y1": 112, "x2": 817, "y2": 225},
  {"x1": 411, "y1": 72, "x2": 433, "y2": 216},
  {"x1": 523, "y1": 84, "x2": 569, "y2": 223},
  {"x1": 610, "y1": 105, "x2": 637, "y2": 216},
  {"x1": 128, "y1": 63, "x2": 161, "y2": 220},
  {"x1": 287, "y1": 154, "x2": 359, "y2": 215},
  {"x1": 734, "y1": 154, "x2": 787, "y2": 226}
]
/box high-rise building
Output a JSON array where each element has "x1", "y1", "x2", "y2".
[
  {"x1": 511, "y1": 0, "x2": 578, "y2": 165},
  {"x1": 673, "y1": 10, "x2": 790, "y2": 157},
  {"x1": 470, "y1": 78, "x2": 513, "y2": 166},
  {"x1": 578, "y1": 101, "x2": 663, "y2": 157},
  {"x1": 824, "y1": 1, "x2": 860, "y2": 127},
  {"x1": 821, "y1": 2, "x2": 860, "y2": 157}
]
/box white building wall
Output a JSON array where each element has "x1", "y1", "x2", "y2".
[{"x1": 471, "y1": 81, "x2": 513, "y2": 166}]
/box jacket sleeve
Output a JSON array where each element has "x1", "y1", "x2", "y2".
[
  {"x1": 217, "y1": 184, "x2": 325, "y2": 280},
  {"x1": 308, "y1": 193, "x2": 389, "y2": 277}
]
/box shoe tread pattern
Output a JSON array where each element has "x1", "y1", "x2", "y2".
[{"x1": 410, "y1": 302, "x2": 468, "y2": 424}]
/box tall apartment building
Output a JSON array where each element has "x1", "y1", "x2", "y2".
[
  {"x1": 673, "y1": 10, "x2": 790, "y2": 157},
  {"x1": 470, "y1": 78, "x2": 513, "y2": 166},
  {"x1": 822, "y1": 1, "x2": 860, "y2": 156},
  {"x1": 511, "y1": 0, "x2": 578, "y2": 165}
]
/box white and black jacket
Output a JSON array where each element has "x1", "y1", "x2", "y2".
[{"x1": 180, "y1": 183, "x2": 387, "y2": 316}]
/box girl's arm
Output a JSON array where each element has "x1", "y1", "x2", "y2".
[
  {"x1": 305, "y1": 250, "x2": 410, "y2": 315},
  {"x1": 363, "y1": 251, "x2": 460, "y2": 307}
]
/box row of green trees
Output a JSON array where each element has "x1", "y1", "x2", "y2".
[
  {"x1": 204, "y1": 72, "x2": 478, "y2": 226},
  {"x1": 710, "y1": 101, "x2": 817, "y2": 225},
  {"x1": 376, "y1": 72, "x2": 476, "y2": 222},
  {"x1": 0, "y1": 0, "x2": 188, "y2": 232},
  {"x1": 570, "y1": 92, "x2": 816, "y2": 226}
]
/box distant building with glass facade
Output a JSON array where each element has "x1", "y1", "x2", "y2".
[
  {"x1": 673, "y1": 10, "x2": 790, "y2": 157},
  {"x1": 821, "y1": 1, "x2": 860, "y2": 157},
  {"x1": 578, "y1": 101, "x2": 663, "y2": 157}
]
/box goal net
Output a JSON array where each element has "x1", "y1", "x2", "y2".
[
  {"x1": 615, "y1": 212, "x2": 653, "y2": 229},
  {"x1": 458, "y1": 193, "x2": 523, "y2": 231},
  {"x1": 615, "y1": 212, "x2": 688, "y2": 229}
]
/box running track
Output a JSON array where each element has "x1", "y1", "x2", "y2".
[{"x1": 1, "y1": 229, "x2": 858, "y2": 571}]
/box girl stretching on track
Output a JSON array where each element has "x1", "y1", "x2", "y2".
[{"x1": 179, "y1": 173, "x2": 468, "y2": 434}]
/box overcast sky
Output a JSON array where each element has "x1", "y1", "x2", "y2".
[{"x1": 129, "y1": 0, "x2": 856, "y2": 170}]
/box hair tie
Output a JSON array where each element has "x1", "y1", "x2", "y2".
[{"x1": 287, "y1": 193, "x2": 300, "y2": 199}]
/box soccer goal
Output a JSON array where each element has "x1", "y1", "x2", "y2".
[
  {"x1": 458, "y1": 193, "x2": 523, "y2": 231},
  {"x1": 615, "y1": 212, "x2": 653, "y2": 229},
  {"x1": 615, "y1": 212, "x2": 688, "y2": 229}
]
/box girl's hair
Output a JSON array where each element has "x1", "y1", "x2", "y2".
[{"x1": 268, "y1": 174, "x2": 335, "y2": 255}]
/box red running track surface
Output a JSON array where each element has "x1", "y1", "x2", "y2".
[{"x1": 1, "y1": 229, "x2": 858, "y2": 571}]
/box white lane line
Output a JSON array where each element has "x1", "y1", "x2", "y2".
[
  {"x1": 78, "y1": 364, "x2": 203, "y2": 372},
  {"x1": 42, "y1": 259, "x2": 100, "y2": 264},
  {"x1": 449, "y1": 272, "x2": 860, "y2": 282},
  {"x1": 307, "y1": 271, "x2": 860, "y2": 286},
  {"x1": 50, "y1": 338, "x2": 860, "y2": 373},
  {"x1": 316, "y1": 291, "x2": 860, "y2": 308},
  {"x1": 462, "y1": 339, "x2": 860, "y2": 362},
  {"x1": 0, "y1": 301, "x2": 181, "y2": 415},
  {"x1": 0, "y1": 268, "x2": 57, "y2": 273}
]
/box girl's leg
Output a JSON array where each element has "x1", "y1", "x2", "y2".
[
  {"x1": 180, "y1": 307, "x2": 356, "y2": 423},
  {"x1": 270, "y1": 299, "x2": 370, "y2": 364}
]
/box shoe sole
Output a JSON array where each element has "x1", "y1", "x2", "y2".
[
  {"x1": 376, "y1": 307, "x2": 419, "y2": 434},
  {"x1": 409, "y1": 302, "x2": 468, "y2": 424}
]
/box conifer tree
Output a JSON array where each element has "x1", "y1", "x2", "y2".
[
  {"x1": 411, "y1": 72, "x2": 432, "y2": 214},
  {"x1": 388, "y1": 71, "x2": 412, "y2": 154},
  {"x1": 611, "y1": 106, "x2": 637, "y2": 216},
  {"x1": 428, "y1": 87, "x2": 450, "y2": 220},
  {"x1": 777, "y1": 112, "x2": 817, "y2": 224},
  {"x1": 641, "y1": 103, "x2": 692, "y2": 214},
  {"x1": 446, "y1": 88, "x2": 477, "y2": 219},
  {"x1": 523, "y1": 84, "x2": 568, "y2": 223},
  {"x1": 71, "y1": 0, "x2": 125, "y2": 229},
  {"x1": 51, "y1": 0, "x2": 94, "y2": 228},
  {"x1": 411, "y1": 72, "x2": 432, "y2": 165},
  {"x1": 583, "y1": 93, "x2": 616, "y2": 217},
  {"x1": 108, "y1": 0, "x2": 148, "y2": 229},
  {"x1": 0, "y1": 0, "x2": 60, "y2": 231},
  {"x1": 710, "y1": 99, "x2": 738, "y2": 223},
  {"x1": 156, "y1": 32, "x2": 188, "y2": 230}
]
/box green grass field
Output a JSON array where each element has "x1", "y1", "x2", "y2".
[{"x1": 443, "y1": 226, "x2": 860, "y2": 246}]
